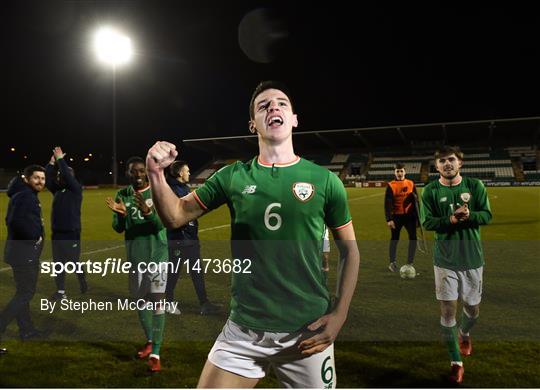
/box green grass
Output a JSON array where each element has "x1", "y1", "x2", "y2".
[{"x1": 0, "y1": 186, "x2": 539, "y2": 387}]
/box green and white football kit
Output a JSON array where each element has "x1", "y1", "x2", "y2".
[
  {"x1": 113, "y1": 184, "x2": 169, "y2": 358},
  {"x1": 421, "y1": 175, "x2": 492, "y2": 366},
  {"x1": 194, "y1": 156, "x2": 351, "y2": 387},
  {"x1": 113, "y1": 185, "x2": 169, "y2": 297},
  {"x1": 421, "y1": 176, "x2": 492, "y2": 303}
]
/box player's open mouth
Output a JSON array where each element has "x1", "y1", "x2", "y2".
[{"x1": 267, "y1": 116, "x2": 283, "y2": 127}]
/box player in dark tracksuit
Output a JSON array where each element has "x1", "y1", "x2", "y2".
[
  {"x1": 384, "y1": 163, "x2": 419, "y2": 272},
  {"x1": 165, "y1": 161, "x2": 220, "y2": 316},
  {"x1": 1, "y1": 165, "x2": 46, "y2": 352},
  {"x1": 45, "y1": 147, "x2": 86, "y2": 300}
]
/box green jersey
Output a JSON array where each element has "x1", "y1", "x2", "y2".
[
  {"x1": 113, "y1": 185, "x2": 168, "y2": 264},
  {"x1": 195, "y1": 156, "x2": 352, "y2": 332},
  {"x1": 420, "y1": 176, "x2": 492, "y2": 271}
]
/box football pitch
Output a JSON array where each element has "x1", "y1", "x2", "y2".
[{"x1": 0, "y1": 186, "x2": 539, "y2": 387}]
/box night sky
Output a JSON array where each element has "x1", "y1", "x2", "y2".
[{"x1": 2, "y1": 2, "x2": 539, "y2": 173}]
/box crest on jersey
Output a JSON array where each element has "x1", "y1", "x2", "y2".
[
  {"x1": 460, "y1": 192, "x2": 471, "y2": 203},
  {"x1": 292, "y1": 182, "x2": 315, "y2": 202},
  {"x1": 145, "y1": 198, "x2": 154, "y2": 208}
]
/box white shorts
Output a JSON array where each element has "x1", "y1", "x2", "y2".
[
  {"x1": 128, "y1": 263, "x2": 167, "y2": 298},
  {"x1": 434, "y1": 265, "x2": 483, "y2": 305},
  {"x1": 208, "y1": 319, "x2": 336, "y2": 388}
]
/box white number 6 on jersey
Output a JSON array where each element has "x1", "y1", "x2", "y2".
[{"x1": 264, "y1": 203, "x2": 282, "y2": 231}]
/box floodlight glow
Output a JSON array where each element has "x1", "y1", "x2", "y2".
[
  {"x1": 10, "y1": 147, "x2": 15, "y2": 152},
  {"x1": 84, "y1": 157, "x2": 90, "y2": 162},
  {"x1": 94, "y1": 27, "x2": 133, "y2": 66}
]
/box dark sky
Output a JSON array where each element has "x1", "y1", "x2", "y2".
[{"x1": 2, "y1": 2, "x2": 539, "y2": 171}]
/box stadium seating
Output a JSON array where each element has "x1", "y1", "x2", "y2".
[
  {"x1": 187, "y1": 147, "x2": 538, "y2": 187},
  {"x1": 306, "y1": 153, "x2": 349, "y2": 175},
  {"x1": 524, "y1": 170, "x2": 540, "y2": 181},
  {"x1": 366, "y1": 157, "x2": 424, "y2": 182}
]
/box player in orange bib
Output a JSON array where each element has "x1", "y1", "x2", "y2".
[{"x1": 384, "y1": 163, "x2": 419, "y2": 272}]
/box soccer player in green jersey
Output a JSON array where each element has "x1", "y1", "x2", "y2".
[
  {"x1": 106, "y1": 156, "x2": 169, "y2": 373},
  {"x1": 146, "y1": 81, "x2": 360, "y2": 388},
  {"x1": 420, "y1": 146, "x2": 492, "y2": 384}
]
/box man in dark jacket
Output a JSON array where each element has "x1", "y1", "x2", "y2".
[
  {"x1": 0, "y1": 165, "x2": 46, "y2": 352},
  {"x1": 165, "y1": 161, "x2": 220, "y2": 316},
  {"x1": 45, "y1": 147, "x2": 86, "y2": 300}
]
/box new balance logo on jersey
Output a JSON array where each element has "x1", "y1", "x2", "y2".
[
  {"x1": 440, "y1": 197, "x2": 447, "y2": 203},
  {"x1": 292, "y1": 182, "x2": 315, "y2": 202},
  {"x1": 242, "y1": 185, "x2": 257, "y2": 194}
]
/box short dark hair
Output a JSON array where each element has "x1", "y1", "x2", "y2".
[
  {"x1": 23, "y1": 164, "x2": 45, "y2": 179},
  {"x1": 434, "y1": 145, "x2": 464, "y2": 161},
  {"x1": 249, "y1": 80, "x2": 294, "y2": 119},
  {"x1": 168, "y1": 160, "x2": 188, "y2": 178},
  {"x1": 126, "y1": 156, "x2": 145, "y2": 170},
  {"x1": 395, "y1": 163, "x2": 405, "y2": 170}
]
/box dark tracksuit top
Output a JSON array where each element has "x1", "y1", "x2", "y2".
[
  {"x1": 45, "y1": 158, "x2": 83, "y2": 234},
  {"x1": 4, "y1": 176, "x2": 44, "y2": 265},
  {"x1": 166, "y1": 177, "x2": 199, "y2": 245}
]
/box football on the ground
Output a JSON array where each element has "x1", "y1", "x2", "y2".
[{"x1": 400, "y1": 264, "x2": 416, "y2": 279}]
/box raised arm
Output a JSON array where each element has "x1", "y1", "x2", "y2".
[
  {"x1": 146, "y1": 141, "x2": 205, "y2": 228},
  {"x1": 55, "y1": 147, "x2": 82, "y2": 194},
  {"x1": 45, "y1": 154, "x2": 59, "y2": 193}
]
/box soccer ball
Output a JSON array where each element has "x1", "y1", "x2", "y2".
[{"x1": 400, "y1": 264, "x2": 416, "y2": 279}]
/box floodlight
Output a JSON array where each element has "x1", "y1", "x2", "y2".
[{"x1": 94, "y1": 27, "x2": 133, "y2": 66}]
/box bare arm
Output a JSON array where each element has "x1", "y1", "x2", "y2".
[
  {"x1": 298, "y1": 222, "x2": 360, "y2": 355},
  {"x1": 146, "y1": 141, "x2": 205, "y2": 228},
  {"x1": 330, "y1": 223, "x2": 360, "y2": 324}
]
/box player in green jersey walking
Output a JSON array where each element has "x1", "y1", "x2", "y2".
[
  {"x1": 106, "y1": 156, "x2": 169, "y2": 373},
  {"x1": 146, "y1": 81, "x2": 360, "y2": 388},
  {"x1": 420, "y1": 146, "x2": 492, "y2": 384}
]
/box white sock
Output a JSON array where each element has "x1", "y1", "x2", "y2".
[{"x1": 440, "y1": 316, "x2": 456, "y2": 327}]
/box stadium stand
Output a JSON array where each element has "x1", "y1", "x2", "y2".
[
  {"x1": 303, "y1": 153, "x2": 350, "y2": 176},
  {"x1": 179, "y1": 117, "x2": 540, "y2": 187},
  {"x1": 524, "y1": 170, "x2": 540, "y2": 181}
]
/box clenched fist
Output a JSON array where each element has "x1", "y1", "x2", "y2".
[{"x1": 146, "y1": 141, "x2": 178, "y2": 174}]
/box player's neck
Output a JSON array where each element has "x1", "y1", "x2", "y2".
[
  {"x1": 258, "y1": 139, "x2": 296, "y2": 165},
  {"x1": 439, "y1": 174, "x2": 462, "y2": 187},
  {"x1": 133, "y1": 184, "x2": 150, "y2": 192}
]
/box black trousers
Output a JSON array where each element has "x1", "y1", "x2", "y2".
[
  {"x1": 389, "y1": 214, "x2": 417, "y2": 263},
  {"x1": 0, "y1": 263, "x2": 40, "y2": 335},
  {"x1": 166, "y1": 242, "x2": 208, "y2": 305},
  {"x1": 52, "y1": 231, "x2": 85, "y2": 291}
]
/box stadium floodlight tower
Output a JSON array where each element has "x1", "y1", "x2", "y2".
[{"x1": 93, "y1": 26, "x2": 133, "y2": 187}]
